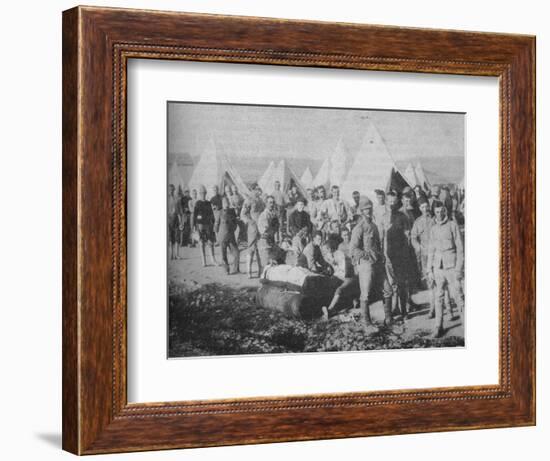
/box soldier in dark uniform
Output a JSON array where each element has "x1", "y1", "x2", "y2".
[
  {"x1": 288, "y1": 197, "x2": 312, "y2": 238},
  {"x1": 215, "y1": 196, "x2": 240, "y2": 275},
  {"x1": 192, "y1": 185, "x2": 218, "y2": 267},
  {"x1": 381, "y1": 191, "x2": 412, "y2": 320},
  {"x1": 210, "y1": 185, "x2": 223, "y2": 244}
]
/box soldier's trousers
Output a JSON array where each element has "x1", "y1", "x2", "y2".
[
  {"x1": 357, "y1": 261, "x2": 393, "y2": 303},
  {"x1": 433, "y1": 267, "x2": 464, "y2": 330},
  {"x1": 221, "y1": 237, "x2": 240, "y2": 273}
]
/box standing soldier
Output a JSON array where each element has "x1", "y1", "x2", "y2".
[
  {"x1": 373, "y1": 189, "x2": 388, "y2": 236},
  {"x1": 426, "y1": 200, "x2": 465, "y2": 338},
  {"x1": 188, "y1": 188, "x2": 198, "y2": 246},
  {"x1": 240, "y1": 185, "x2": 264, "y2": 278},
  {"x1": 272, "y1": 180, "x2": 287, "y2": 243},
  {"x1": 312, "y1": 185, "x2": 327, "y2": 232},
  {"x1": 350, "y1": 196, "x2": 387, "y2": 331},
  {"x1": 192, "y1": 185, "x2": 218, "y2": 267},
  {"x1": 400, "y1": 190, "x2": 421, "y2": 309},
  {"x1": 381, "y1": 191, "x2": 411, "y2": 320},
  {"x1": 411, "y1": 197, "x2": 435, "y2": 316},
  {"x1": 347, "y1": 190, "x2": 361, "y2": 230},
  {"x1": 257, "y1": 195, "x2": 280, "y2": 267},
  {"x1": 168, "y1": 184, "x2": 180, "y2": 260},
  {"x1": 210, "y1": 185, "x2": 223, "y2": 245},
  {"x1": 215, "y1": 196, "x2": 240, "y2": 275},
  {"x1": 229, "y1": 184, "x2": 245, "y2": 243},
  {"x1": 320, "y1": 185, "x2": 348, "y2": 235}
]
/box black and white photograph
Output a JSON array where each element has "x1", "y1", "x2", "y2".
[{"x1": 167, "y1": 102, "x2": 466, "y2": 358}]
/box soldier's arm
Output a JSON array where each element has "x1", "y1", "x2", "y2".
[
  {"x1": 426, "y1": 226, "x2": 435, "y2": 275},
  {"x1": 410, "y1": 220, "x2": 421, "y2": 253},
  {"x1": 452, "y1": 221, "x2": 464, "y2": 272},
  {"x1": 214, "y1": 212, "x2": 220, "y2": 233},
  {"x1": 350, "y1": 224, "x2": 367, "y2": 262}
]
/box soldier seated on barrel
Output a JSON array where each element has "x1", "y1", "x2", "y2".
[{"x1": 321, "y1": 234, "x2": 359, "y2": 321}]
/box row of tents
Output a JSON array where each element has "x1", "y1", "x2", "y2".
[{"x1": 168, "y1": 121, "x2": 456, "y2": 201}]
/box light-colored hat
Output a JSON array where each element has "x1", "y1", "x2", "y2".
[{"x1": 358, "y1": 196, "x2": 373, "y2": 210}]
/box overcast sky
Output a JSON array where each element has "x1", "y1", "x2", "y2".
[{"x1": 168, "y1": 102, "x2": 464, "y2": 163}]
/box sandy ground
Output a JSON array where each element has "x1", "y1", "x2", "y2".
[{"x1": 168, "y1": 244, "x2": 464, "y2": 340}]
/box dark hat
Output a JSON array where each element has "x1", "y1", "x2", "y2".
[{"x1": 417, "y1": 196, "x2": 429, "y2": 206}]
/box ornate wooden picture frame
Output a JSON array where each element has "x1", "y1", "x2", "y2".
[{"x1": 62, "y1": 5, "x2": 535, "y2": 455}]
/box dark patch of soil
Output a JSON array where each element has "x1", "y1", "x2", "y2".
[{"x1": 168, "y1": 283, "x2": 464, "y2": 358}]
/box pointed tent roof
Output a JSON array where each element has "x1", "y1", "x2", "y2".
[
  {"x1": 258, "y1": 160, "x2": 276, "y2": 193},
  {"x1": 414, "y1": 161, "x2": 431, "y2": 191},
  {"x1": 300, "y1": 166, "x2": 314, "y2": 189},
  {"x1": 329, "y1": 138, "x2": 347, "y2": 189},
  {"x1": 188, "y1": 137, "x2": 251, "y2": 198},
  {"x1": 404, "y1": 162, "x2": 420, "y2": 187},
  {"x1": 168, "y1": 162, "x2": 185, "y2": 190},
  {"x1": 263, "y1": 159, "x2": 307, "y2": 197},
  {"x1": 341, "y1": 122, "x2": 410, "y2": 201},
  {"x1": 314, "y1": 157, "x2": 330, "y2": 189}
]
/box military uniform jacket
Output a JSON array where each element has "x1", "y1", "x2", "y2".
[
  {"x1": 426, "y1": 216, "x2": 464, "y2": 271},
  {"x1": 350, "y1": 217, "x2": 383, "y2": 266},
  {"x1": 214, "y1": 208, "x2": 237, "y2": 242}
]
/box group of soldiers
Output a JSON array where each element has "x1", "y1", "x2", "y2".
[{"x1": 168, "y1": 178, "x2": 465, "y2": 338}]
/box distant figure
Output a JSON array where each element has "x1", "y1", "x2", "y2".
[
  {"x1": 272, "y1": 180, "x2": 287, "y2": 243},
  {"x1": 192, "y1": 185, "x2": 218, "y2": 267},
  {"x1": 373, "y1": 189, "x2": 388, "y2": 236},
  {"x1": 188, "y1": 188, "x2": 198, "y2": 246},
  {"x1": 167, "y1": 184, "x2": 180, "y2": 260},
  {"x1": 177, "y1": 188, "x2": 192, "y2": 248},
  {"x1": 215, "y1": 196, "x2": 240, "y2": 275},
  {"x1": 210, "y1": 185, "x2": 223, "y2": 243},
  {"x1": 348, "y1": 190, "x2": 361, "y2": 230}
]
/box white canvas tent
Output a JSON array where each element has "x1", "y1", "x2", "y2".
[
  {"x1": 300, "y1": 166, "x2": 314, "y2": 189},
  {"x1": 188, "y1": 137, "x2": 251, "y2": 198},
  {"x1": 168, "y1": 162, "x2": 186, "y2": 190},
  {"x1": 263, "y1": 159, "x2": 307, "y2": 197},
  {"x1": 258, "y1": 160, "x2": 276, "y2": 193},
  {"x1": 414, "y1": 161, "x2": 431, "y2": 191},
  {"x1": 329, "y1": 138, "x2": 347, "y2": 189},
  {"x1": 404, "y1": 162, "x2": 420, "y2": 187},
  {"x1": 341, "y1": 122, "x2": 410, "y2": 201},
  {"x1": 313, "y1": 157, "x2": 330, "y2": 189}
]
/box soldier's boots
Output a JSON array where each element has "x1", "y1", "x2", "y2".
[{"x1": 361, "y1": 301, "x2": 378, "y2": 334}]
